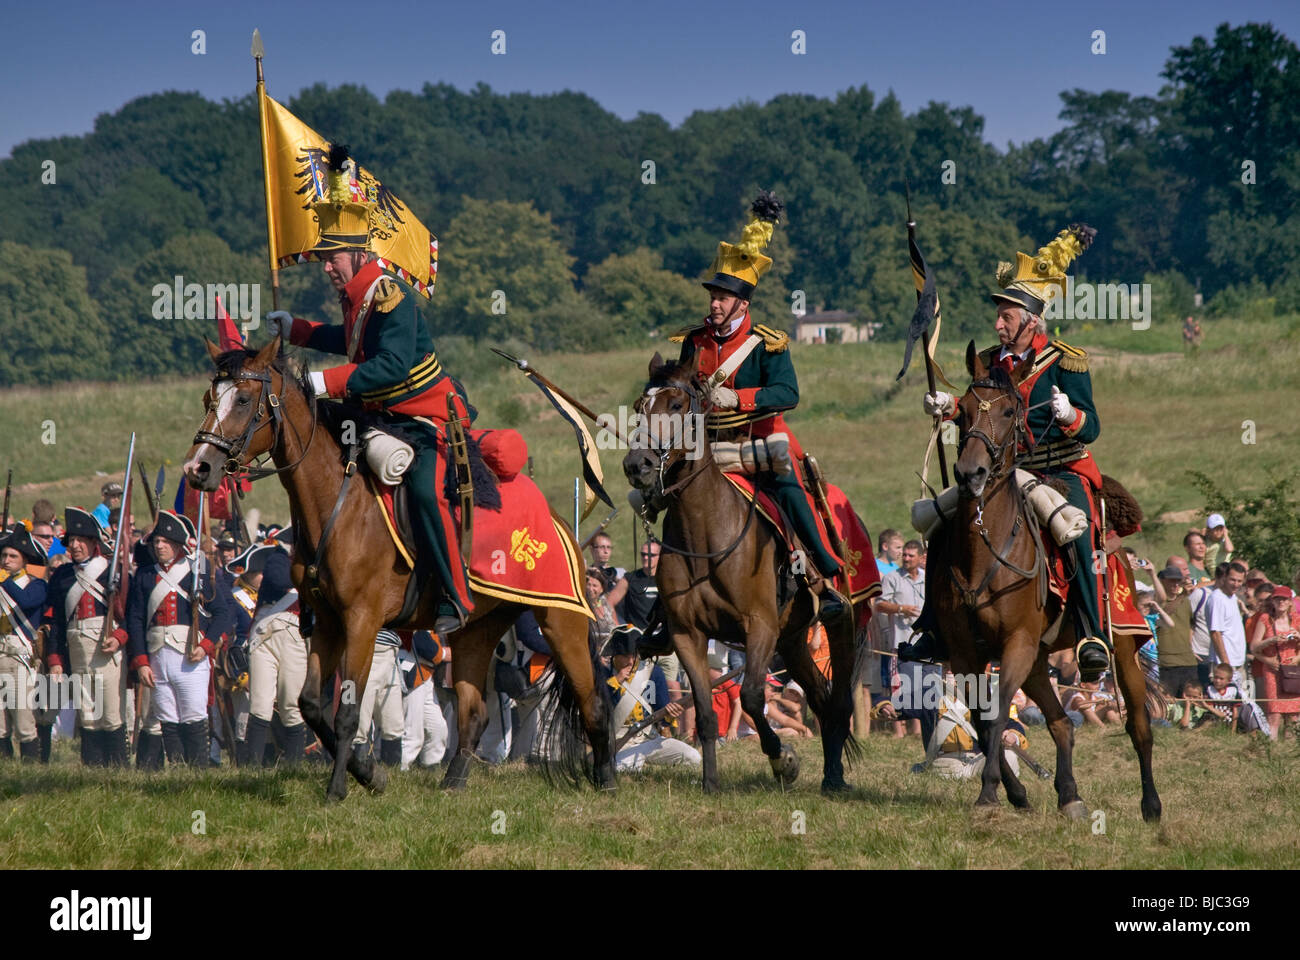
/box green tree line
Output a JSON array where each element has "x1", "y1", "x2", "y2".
[{"x1": 2, "y1": 21, "x2": 1298, "y2": 386}]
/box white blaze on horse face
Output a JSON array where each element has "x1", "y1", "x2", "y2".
[{"x1": 189, "y1": 379, "x2": 238, "y2": 480}]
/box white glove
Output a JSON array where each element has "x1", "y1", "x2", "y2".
[
  {"x1": 1050, "y1": 385, "x2": 1076, "y2": 423},
  {"x1": 923, "y1": 391, "x2": 955, "y2": 417},
  {"x1": 710, "y1": 385, "x2": 739, "y2": 410},
  {"x1": 266, "y1": 310, "x2": 293, "y2": 341},
  {"x1": 308, "y1": 371, "x2": 329, "y2": 398}
]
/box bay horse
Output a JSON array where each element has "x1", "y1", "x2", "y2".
[
  {"x1": 182, "y1": 336, "x2": 614, "y2": 801},
  {"x1": 622, "y1": 352, "x2": 862, "y2": 794},
  {"x1": 934, "y1": 341, "x2": 1160, "y2": 822}
]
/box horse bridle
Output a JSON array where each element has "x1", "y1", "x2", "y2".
[
  {"x1": 193, "y1": 365, "x2": 319, "y2": 481},
  {"x1": 957, "y1": 377, "x2": 1030, "y2": 487},
  {"x1": 949, "y1": 377, "x2": 1044, "y2": 609},
  {"x1": 633, "y1": 377, "x2": 715, "y2": 499},
  {"x1": 633, "y1": 375, "x2": 757, "y2": 562}
]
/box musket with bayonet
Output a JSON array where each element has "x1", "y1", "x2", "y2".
[
  {"x1": 137, "y1": 461, "x2": 158, "y2": 522},
  {"x1": 1, "y1": 468, "x2": 11, "y2": 532},
  {"x1": 579, "y1": 507, "x2": 620, "y2": 551},
  {"x1": 185, "y1": 491, "x2": 207, "y2": 661},
  {"x1": 98, "y1": 434, "x2": 137, "y2": 648}
]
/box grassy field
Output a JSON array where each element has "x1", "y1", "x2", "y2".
[
  {"x1": 2, "y1": 313, "x2": 1297, "y2": 574},
  {"x1": 3, "y1": 722, "x2": 1296, "y2": 869}
]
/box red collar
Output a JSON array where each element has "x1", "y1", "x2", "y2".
[{"x1": 341, "y1": 259, "x2": 386, "y2": 310}]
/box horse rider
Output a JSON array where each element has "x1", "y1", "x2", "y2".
[
  {"x1": 241, "y1": 543, "x2": 309, "y2": 767},
  {"x1": 0, "y1": 524, "x2": 48, "y2": 761},
  {"x1": 904, "y1": 224, "x2": 1112, "y2": 680},
  {"x1": 670, "y1": 192, "x2": 848, "y2": 623},
  {"x1": 43, "y1": 507, "x2": 130, "y2": 766},
  {"x1": 126, "y1": 510, "x2": 231, "y2": 767},
  {"x1": 265, "y1": 143, "x2": 474, "y2": 635}
]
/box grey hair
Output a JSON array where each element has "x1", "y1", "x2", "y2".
[{"x1": 1021, "y1": 308, "x2": 1046, "y2": 335}]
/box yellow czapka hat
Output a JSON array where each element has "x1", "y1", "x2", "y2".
[
  {"x1": 992, "y1": 223, "x2": 1097, "y2": 315},
  {"x1": 704, "y1": 191, "x2": 783, "y2": 300},
  {"x1": 310, "y1": 144, "x2": 375, "y2": 254}
]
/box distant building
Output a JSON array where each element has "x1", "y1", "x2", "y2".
[{"x1": 793, "y1": 310, "x2": 876, "y2": 344}]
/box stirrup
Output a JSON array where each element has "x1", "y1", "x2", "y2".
[{"x1": 1075, "y1": 636, "x2": 1110, "y2": 682}]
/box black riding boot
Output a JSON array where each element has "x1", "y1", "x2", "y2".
[
  {"x1": 37, "y1": 723, "x2": 53, "y2": 764},
  {"x1": 898, "y1": 597, "x2": 949, "y2": 664},
  {"x1": 245, "y1": 714, "x2": 271, "y2": 768},
  {"x1": 180, "y1": 720, "x2": 209, "y2": 767},
  {"x1": 136, "y1": 730, "x2": 165, "y2": 770},
  {"x1": 105, "y1": 727, "x2": 129, "y2": 767},
  {"x1": 0, "y1": 738, "x2": 12, "y2": 759},
  {"x1": 19, "y1": 737, "x2": 40, "y2": 763},
  {"x1": 379, "y1": 737, "x2": 402, "y2": 767},
  {"x1": 80, "y1": 727, "x2": 105, "y2": 767},
  {"x1": 160, "y1": 722, "x2": 184, "y2": 765},
  {"x1": 281, "y1": 723, "x2": 306, "y2": 767}
]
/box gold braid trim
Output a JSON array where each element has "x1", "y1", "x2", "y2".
[
  {"x1": 374, "y1": 278, "x2": 403, "y2": 312},
  {"x1": 752, "y1": 323, "x2": 789, "y2": 353},
  {"x1": 669, "y1": 324, "x2": 707, "y2": 344},
  {"x1": 1051, "y1": 340, "x2": 1089, "y2": 372}
]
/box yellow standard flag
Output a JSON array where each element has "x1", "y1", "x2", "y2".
[{"x1": 259, "y1": 91, "x2": 438, "y2": 296}]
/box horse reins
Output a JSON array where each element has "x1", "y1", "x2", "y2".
[
  {"x1": 635, "y1": 376, "x2": 758, "y2": 563},
  {"x1": 193, "y1": 365, "x2": 320, "y2": 482},
  {"x1": 950, "y1": 378, "x2": 1046, "y2": 610}
]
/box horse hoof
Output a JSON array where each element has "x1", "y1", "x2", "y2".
[
  {"x1": 1141, "y1": 801, "x2": 1162, "y2": 824},
  {"x1": 770, "y1": 745, "x2": 800, "y2": 785},
  {"x1": 366, "y1": 766, "x2": 388, "y2": 795},
  {"x1": 325, "y1": 787, "x2": 347, "y2": 803},
  {"x1": 820, "y1": 778, "x2": 850, "y2": 795},
  {"x1": 440, "y1": 775, "x2": 468, "y2": 791},
  {"x1": 1060, "y1": 800, "x2": 1089, "y2": 821},
  {"x1": 1009, "y1": 796, "x2": 1033, "y2": 812}
]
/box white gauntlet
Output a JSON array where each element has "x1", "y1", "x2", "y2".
[
  {"x1": 710, "y1": 385, "x2": 739, "y2": 410},
  {"x1": 923, "y1": 391, "x2": 955, "y2": 417}
]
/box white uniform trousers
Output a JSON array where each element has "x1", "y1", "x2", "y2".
[
  {"x1": 148, "y1": 646, "x2": 211, "y2": 724},
  {"x1": 401, "y1": 677, "x2": 448, "y2": 769},
  {"x1": 248, "y1": 613, "x2": 308, "y2": 726},
  {"x1": 66, "y1": 618, "x2": 128, "y2": 731},
  {"x1": 355, "y1": 644, "x2": 404, "y2": 745},
  {"x1": 0, "y1": 644, "x2": 37, "y2": 742},
  {"x1": 615, "y1": 735, "x2": 701, "y2": 773}
]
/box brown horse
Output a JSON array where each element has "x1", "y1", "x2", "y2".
[
  {"x1": 622, "y1": 352, "x2": 861, "y2": 794},
  {"x1": 182, "y1": 337, "x2": 614, "y2": 801},
  {"x1": 933, "y1": 342, "x2": 1160, "y2": 821}
]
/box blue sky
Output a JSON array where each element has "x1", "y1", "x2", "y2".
[{"x1": 4, "y1": 0, "x2": 1298, "y2": 158}]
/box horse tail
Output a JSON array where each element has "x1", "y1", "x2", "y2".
[{"x1": 535, "y1": 626, "x2": 612, "y2": 790}]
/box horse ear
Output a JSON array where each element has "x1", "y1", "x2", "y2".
[
  {"x1": 253, "y1": 335, "x2": 281, "y2": 368},
  {"x1": 204, "y1": 338, "x2": 222, "y2": 364},
  {"x1": 965, "y1": 339, "x2": 982, "y2": 378},
  {"x1": 648, "y1": 351, "x2": 665, "y2": 379}
]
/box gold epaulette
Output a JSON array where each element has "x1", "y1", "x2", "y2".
[
  {"x1": 668, "y1": 324, "x2": 708, "y2": 344},
  {"x1": 752, "y1": 323, "x2": 790, "y2": 353},
  {"x1": 374, "y1": 277, "x2": 403, "y2": 312},
  {"x1": 1051, "y1": 340, "x2": 1089, "y2": 372}
]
